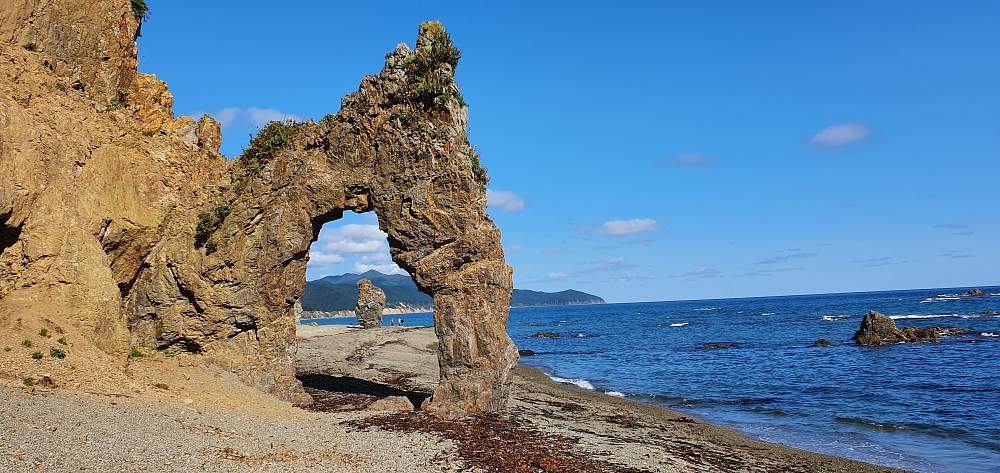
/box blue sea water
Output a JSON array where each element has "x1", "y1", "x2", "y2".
[{"x1": 306, "y1": 286, "x2": 1000, "y2": 473}]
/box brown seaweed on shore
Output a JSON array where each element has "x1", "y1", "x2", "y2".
[{"x1": 349, "y1": 412, "x2": 648, "y2": 473}]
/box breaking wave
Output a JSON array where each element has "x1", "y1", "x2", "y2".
[{"x1": 549, "y1": 376, "x2": 595, "y2": 390}]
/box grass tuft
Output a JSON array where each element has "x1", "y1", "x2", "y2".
[
  {"x1": 57, "y1": 337, "x2": 68, "y2": 345},
  {"x1": 39, "y1": 328, "x2": 50, "y2": 338},
  {"x1": 49, "y1": 348, "x2": 67, "y2": 359},
  {"x1": 31, "y1": 351, "x2": 43, "y2": 360},
  {"x1": 21, "y1": 339, "x2": 32, "y2": 348},
  {"x1": 129, "y1": 347, "x2": 144, "y2": 359},
  {"x1": 22, "y1": 378, "x2": 34, "y2": 387}
]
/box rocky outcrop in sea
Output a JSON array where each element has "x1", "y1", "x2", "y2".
[
  {"x1": 355, "y1": 279, "x2": 386, "y2": 328},
  {"x1": 852, "y1": 310, "x2": 968, "y2": 346}
]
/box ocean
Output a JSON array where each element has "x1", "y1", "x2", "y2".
[{"x1": 306, "y1": 286, "x2": 1000, "y2": 473}]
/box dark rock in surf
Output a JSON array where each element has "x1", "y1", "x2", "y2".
[
  {"x1": 531, "y1": 332, "x2": 559, "y2": 339},
  {"x1": 702, "y1": 342, "x2": 734, "y2": 350},
  {"x1": 518, "y1": 349, "x2": 536, "y2": 357},
  {"x1": 966, "y1": 288, "x2": 985, "y2": 297},
  {"x1": 813, "y1": 339, "x2": 833, "y2": 347},
  {"x1": 852, "y1": 310, "x2": 967, "y2": 346}
]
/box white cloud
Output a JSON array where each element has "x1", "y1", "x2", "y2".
[
  {"x1": 308, "y1": 251, "x2": 344, "y2": 265},
  {"x1": 600, "y1": 218, "x2": 659, "y2": 236},
  {"x1": 810, "y1": 123, "x2": 870, "y2": 147},
  {"x1": 547, "y1": 272, "x2": 567, "y2": 279},
  {"x1": 355, "y1": 262, "x2": 407, "y2": 275},
  {"x1": 320, "y1": 224, "x2": 388, "y2": 254},
  {"x1": 487, "y1": 190, "x2": 525, "y2": 212},
  {"x1": 215, "y1": 107, "x2": 301, "y2": 129}
]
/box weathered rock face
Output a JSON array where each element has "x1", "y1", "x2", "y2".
[
  {"x1": 355, "y1": 279, "x2": 386, "y2": 328},
  {"x1": 0, "y1": 1, "x2": 516, "y2": 418},
  {"x1": 852, "y1": 311, "x2": 967, "y2": 346}
]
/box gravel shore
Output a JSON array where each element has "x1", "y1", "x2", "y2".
[{"x1": 0, "y1": 325, "x2": 910, "y2": 472}]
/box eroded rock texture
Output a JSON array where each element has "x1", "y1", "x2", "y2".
[
  {"x1": 852, "y1": 311, "x2": 967, "y2": 346},
  {"x1": 355, "y1": 280, "x2": 386, "y2": 329},
  {"x1": 0, "y1": 0, "x2": 516, "y2": 417}
]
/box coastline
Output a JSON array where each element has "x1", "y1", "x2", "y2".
[
  {"x1": 0, "y1": 324, "x2": 909, "y2": 472},
  {"x1": 296, "y1": 325, "x2": 908, "y2": 472}
]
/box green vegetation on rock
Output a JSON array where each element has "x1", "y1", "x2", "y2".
[
  {"x1": 49, "y1": 348, "x2": 66, "y2": 359},
  {"x1": 194, "y1": 202, "x2": 231, "y2": 248},
  {"x1": 131, "y1": 0, "x2": 150, "y2": 23}
]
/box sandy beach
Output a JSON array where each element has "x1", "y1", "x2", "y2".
[{"x1": 1, "y1": 324, "x2": 908, "y2": 472}]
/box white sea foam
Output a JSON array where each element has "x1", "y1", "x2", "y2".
[
  {"x1": 889, "y1": 314, "x2": 964, "y2": 320},
  {"x1": 822, "y1": 315, "x2": 848, "y2": 321},
  {"x1": 550, "y1": 376, "x2": 595, "y2": 390},
  {"x1": 761, "y1": 312, "x2": 775, "y2": 316},
  {"x1": 670, "y1": 322, "x2": 689, "y2": 327},
  {"x1": 694, "y1": 307, "x2": 720, "y2": 311},
  {"x1": 982, "y1": 332, "x2": 1000, "y2": 337},
  {"x1": 923, "y1": 295, "x2": 961, "y2": 303},
  {"x1": 606, "y1": 391, "x2": 626, "y2": 397}
]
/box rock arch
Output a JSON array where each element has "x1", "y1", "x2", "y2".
[
  {"x1": 0, "y1": 0, "x2": 516, "y2": 419},
  {"x1": 128, "y1": 23, "x2": 518, "y2": 417}
]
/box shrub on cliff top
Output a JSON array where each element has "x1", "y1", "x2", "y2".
[
  {"x1": 131, "y1": 0, "x2": 150, "y2": 23},
  {"x1": 241, "y1": 120, "x2": 300, "y2": 165},
  {"x1": 402, "y1": 23, "x2": 464, "y2": 110}
]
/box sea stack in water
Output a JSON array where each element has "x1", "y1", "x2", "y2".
[
  {"x1": 966, "y1": 288, "x2": 985, "y2": 297},
  {"x1": 852, "y1": 310, "x2": 967, "y2": 346},
  {"x1": 355, "y1": 280, "x2": 386, "y2": 328}
]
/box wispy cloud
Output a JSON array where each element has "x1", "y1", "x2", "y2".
[
  {"x1": 215, "y1": 107, "x2": 301, "y2": 129},
  {"x1": 754, "y1": 252, "x2": 817, "y2": 265},
  {"x1": 600, "y1": 218, "x2": 659, "y2": 236},
  {"x1": 735, "y1": 267, "x2": 803, "y2": 278},
  {"x1": 810, "y1": 123, "x2": 870, "y2": 147},
  {"x1": 487, "y1": 190, "x2": 525, "y2": 212},
  {"x1": 940, "y1": 251, "x2": 974, "y2": 259},
  {"x1": 848, "y1": 256, "x2": 909, "y2": 268},
  {"x1": 670, "y1": 267, "x2": 724, "y2": 280}
]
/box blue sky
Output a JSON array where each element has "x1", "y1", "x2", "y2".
[{"x1": 137, "y1": 1, "x2": 999, "y2": 302}]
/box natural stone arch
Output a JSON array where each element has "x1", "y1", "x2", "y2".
[
  {"x1": 124, "y1": 23, "x2": 517, "y2": 417},
  {"x1": 1, "y1": 0, "x2": 512, "y2": 417}
]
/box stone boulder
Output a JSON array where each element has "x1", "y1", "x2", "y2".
[
  {"x1": 355, "y1": 279, "x2": 386, "y2": 329},
  {"x1": 966, "y1": 288, "x2": 985, "y2": 297},
  {"x1": 852, "y1": 311, "x2": 967, "y2": 346},
  {"x1": 813, "y1": 339, "x2": 832, "y2": 347},
  {"x1": 365, "y1": 395, "x2": 414, "y2": 413}
]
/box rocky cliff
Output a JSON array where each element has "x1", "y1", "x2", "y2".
[{"x1": 0, "y1": 0, "x2": 516, "y2": 418}]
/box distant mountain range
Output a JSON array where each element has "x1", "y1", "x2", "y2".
[{"x1": 301, "y1": 270, "x2": 605, "y2": 311}]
